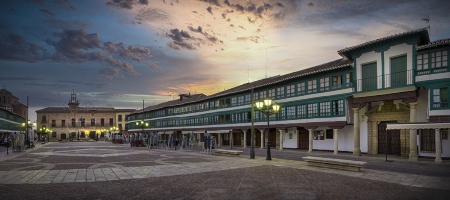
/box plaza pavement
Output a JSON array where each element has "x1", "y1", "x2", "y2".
[{"x1": 0, "y1": 141, "x2": 449, "y2": 200}]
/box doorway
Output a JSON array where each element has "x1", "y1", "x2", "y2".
[
  {"x1": 378, "y1": 121, "x2": 400, "y2": 155},
  {"x1": 298, "y1": 128, "x2": 309, "y2": 150}
]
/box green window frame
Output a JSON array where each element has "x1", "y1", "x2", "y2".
[
  {"x1": 417, "y1": 53, "x2": 429, "y2": 70},
  {"x1": 286, "y1": 84, "x2": 295, "y2": 97},
  {"x1": 319, "y1": 102, "x2": 331, "y2": 117},
  {"x1": 276, "y1": 87, "x2": 285, "y2": 99},
  {"x1": 319, "y1": 77, "x2": 330, "y2": 91},
  {"x1": 297, "y1": 82, "x2": 306, "y2": 95},
  {"x1": 307, "y1": 80, "x2": 317, "y2": 93},
  {"x1": 297, "y1": 104, "x2": 307, "y2": 118},
  {"x1": 361, "y1": 62, "x2": 377, "y2": 91},
  {"x1": 390, "y1": 55, "x2": 407, "y2": 87},
  {"x1": 431, "y1": 50, "x2": 448, "y2": 68},
  {"x1": 432, "y1": 87, "x2": 449, "y2": 109},
  {"x1": 308, "y1": 103, "x2": 318, "y2": 118}
]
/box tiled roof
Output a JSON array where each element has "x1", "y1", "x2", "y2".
[
  {"x1": 36, "y1": 107, "x2": 135, "y2": 113},
  {"x1": 338, "y1": 28, "x2": 429, "y2": 59},
  {"x1": 134, "y1": 58, "x2": 353, "y2": 114},
  {"x1": 416, "y1": 38, "x2": 450, "y2": 50}
]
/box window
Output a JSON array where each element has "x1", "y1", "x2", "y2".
[
  {"x1": 319, "y1": 102, "x2": 331, "y2": 117},
  {"x1": 432, "y1": 88, "x2": 449, "y2": 108},
  {"x1": 286, "y1": 106, "x2": 296, "y2": 119},
  {"x1": 279, "y1": 107, "x2": 286, "y2": 120},
  {"x1": 286, "y1": 84, "x2": 295, "y2": 97},
  {"x1": 118, "y1": 124, "x2": 123, "y2": 130},
  {"x1": 308, "y1": 103, "x2": 318, "y2": 118},
  {"x1": 308, "y1": 80, "x2": 317, "y2": 93},
  {"x1": 314, "y1": 130, "x2": 324, "y2": 140},
  {"x1": 80, "y1": 117, "x2": 85, "y2": 126},
  {"x1": 52, "y1": 132, "x2": 56, "y2": 137},
  {"x1": 244, "y1": 94, "x2": 250, "y2": 104},
  {"x1": 238, "y1": 96, "x2": 244, "y2": 105},
  {"x1": 118, "y1": 115, "x2": 123, "y2": 122},
  {"x1": 276, "y1": 87, "x2": 285, "y2": 99},
  {"x1": 231, "y1": 97, "x2": 237, "y2": 106},
  {"x1": 431, "y1": 50, "x2": 448, "y2": 68},
  {"x1": 109, "y1": 118, "x2": 114, "y2": 126},
  {"x1": 289, "y1": 133, "x2": 293, "y2": 139},
  {"x1": 61, "y1": 120, "x2": 66, "y2": 127},
  {"x1": 72, "y1": 118, "x2": 76, "y2": 127},
  {"x1": 332, "y1": 100, "x2": 344, "y2": 116},
  {"x1": 101, "y1": 118, "x2": 105, "y2": 126},
  {"x1": 254, "y1": 111, "x2": 260, "y2": 121},
  {"x1": 332, "y1": 75, "x2": 342, "y2": 88},
  {"x1": 346, "y1": 72, "x2": 353, "y2": 87},
  {"x1": 297, "y1": 105, "x2": 306, "y2": 118},
  {"x1": 90, "y1": 118, "x2": 95, "y2": 126},
  {"x1": 259, "y1": 91, "x2": 267, "y2": 99},
  {"x1": 420, "y1": 129, "x2": 435, "y2": 153},
  {"x1": 326, "y1": 129, "x2": 333, "y2": 139},
  {"x1": 319, "y1": 77, "x2": 329, "y2": 91},
  {"x1": 268, "y1": 89, "x2": 275, "y2": 98},
  {"x1": 297, "y1": 82, "x2": 305, "y2": 95},
  {"x1": 41, "y1": 115, "x2": 47, "y2": 123},
  {"x1": 417, "y1": 54, "x2": 429, "y2": 70},
  {"x1": 51, "y1": 120, "x2": 56, "y2": 127}
]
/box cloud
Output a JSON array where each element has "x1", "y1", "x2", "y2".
[
  {"x1": 166, "y1": 28, "x2": 198, "y2": 50},
  {"x1": 206, "y1": 6, "x2": 213, "y2": 14},
  {"x1": 105, "y1": 0, "x2": 148, "y2": 9},
  {"x1": 39, "y1": 9, "x2": 54, "y2": 16},
  {"x1": 135, "y1": 7, "x2": 169, "y2": 22},
  {"x1": 103, "y1": 42, "x2": 151, "y2": 61},
  {"x1": 198, "y1": 0, "x2": 220, "y2": 6},
  {"x1": 188, "y1": 26, "x2": 203, "y2": 33},
  {"x1": 0, "y1": 33, "x2": 48, "y2": 63},
  {"x1": 47, "y1": 29, "x2": 101, "y2": 61}
]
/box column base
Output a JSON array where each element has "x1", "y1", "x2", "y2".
[
  {"x1": 307, "y1": 150, "x2": 312, "y2": 153},
  {"x1": 435, "y1": 158, "x2": 443, "y2": 163},
  {"x1": 409, "y1": 153, "x2": 418, "y2": 161},
  {"x1": 333, "y1": 151, "x2": 338, "y2": 155},
  {"x1": 353, "y1": 149, "x2": 361, "y2": 156}
]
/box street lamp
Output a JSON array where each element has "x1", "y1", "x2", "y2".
[
  {"x1": 39, "y1": 127, "x2": 51, "y2": 143},
  {"x1": 135, "y1": 121, "x2": 148, "y2": 147},
  {"x1": 22, "y1": 120, "x2": 31, "y2": 148},
  {"x1": 255, "y1": 98, "x2": 280, "y2": 160}
]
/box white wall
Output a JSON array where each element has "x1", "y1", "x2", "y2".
[
  {"x1": 418, "y1": 130, "x2": 450, "y2": 158},
  {"x1": 359, "y1": 106, "x2": 369, "y2": 153}
]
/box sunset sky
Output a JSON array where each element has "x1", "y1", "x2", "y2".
[{"x1": 1, "y1": 0, "x2": 450, "y2": 122}]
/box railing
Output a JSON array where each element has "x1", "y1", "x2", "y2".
[
  {"x1": 416, "y1": 66, "x2": 449, "y2": 76},
  {"x1": 357, "y1": 70, "x2": 413, "y2": 92},
  {"x1": 432, "y1": 102, "x2": 449, "y2": 109}
]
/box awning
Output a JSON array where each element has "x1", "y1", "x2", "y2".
[{"x1": 386, "y1": 122, "x2": 450, "y2": 130}]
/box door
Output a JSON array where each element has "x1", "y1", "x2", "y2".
[
  {"x1": 283, "y1": 128, "x2": 299, "y2": 148},
  {"x1": 269, "y1": 129, "x2": 276, "y2": 147},
  {"x1": 61, "y1": 134, "x2": 66, "y2": 140},
  {"x1": 233, "y1": 132, "x2": 242, "y2": 146},
  {"x1": 362, "y1": 62, "x2": 377, "y2": 91},
  {"x1": 298, "y1": 128, "x2": 309, "y2": 150},
  {"x1": 378, "y1": 121, "x2": 400, "y2": 155},
  {"x1": 390, "y1": 55, "x2": 407, "y2": 87}
]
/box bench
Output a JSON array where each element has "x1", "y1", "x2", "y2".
[
  {"x1": 302, "y1": 156, "x2": 367, "y2": 172},
  {"x1": 212, "y1": 149, "x2": 243, "y2": 157}
]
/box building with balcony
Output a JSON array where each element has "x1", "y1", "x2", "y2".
[
  {"x1": 0, "y1": 88, "x2": 27, "y2": 118},
  {"x1": 36, "y1": 91, "x2": 135, "y2": 141},
  {"x1": 126, "y1": 28, "x2": 449, "y2": 161},
  {"x1": 0, "y1": 89, "x2": 26, "y2": 138}
]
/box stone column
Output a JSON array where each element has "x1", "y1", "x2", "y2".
[
  {"x1": 230, "y1": 131, "x2": 233, "y2": 148},
  {"x1": 333, "y1": 129, "x2": 339, "y2": 155},
  {"x1": 218, "y1": 133, "x2": 221, "y2": 147},
  {"x1": 243, "y1": 130, "x2": 247, "y2": 148},
  {"x1": 260, "y1": 129, "x2": 264, "y2": 148},
  {"x1": 353, "y1": 107, "x2": 361, "y2": 156},
  {"x1": 409, "y1": 102, "x2": 418, "y2": 161},
  {"x1": 279, "y1": 129, "x2": 284, "y2": 151},
  {"x1": 435, "y1": 129, "x2": 442, "y2": 163},
  {"x1": 308, "y1": 129, "x2": 313, "y2": 153}
]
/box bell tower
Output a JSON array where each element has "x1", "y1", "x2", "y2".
[{"x1": 68, "y1": 89, "x2": 79, "y2": 110}]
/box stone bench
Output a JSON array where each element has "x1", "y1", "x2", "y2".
[
  {"x1": 302, "y1": 156, "x2": 367, "y2": 172},
  {"x1": 212, "y1": 149, "x2": 243, "y2": 157}
]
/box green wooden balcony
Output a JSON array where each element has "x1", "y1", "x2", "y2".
[{"x1": 356, "y1": 70, "x2": 414, "y2": 92}]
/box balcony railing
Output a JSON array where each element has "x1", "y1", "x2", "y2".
[
  {"x1": 416, "y1": 66, "x2": 449, "y2": 76},
  {"x1": 357, "y1": 70, "x2": 413, "y2": 92},
  {"x1": 432, "y1": 102, "x2": 449, "y2": 109}
]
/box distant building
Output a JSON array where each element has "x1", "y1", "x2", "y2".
[
  {"x1": 36, "y1": 91, "x2": 135, "y2": 141},
  {"x1": 0, "y1": 88, "x2": 27, "y2": 118},
  {"x1": 126, "y1": 28, "x2": 450, "y2": 162},
  {"x1": 0, "y1": 89, "x2": 26, "y2": 136}
]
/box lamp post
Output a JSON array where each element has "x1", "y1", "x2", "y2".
[
  {"x1": 255, "y1": 98, "x2": 280, "y2": 160},
  {"x1": 135, "y1": 120, "x2": 148, "y2": 147},
  {"x1": 39, "y1": 127, "x2": 51, "y2": 143},
  {"x1": 110, "y1": 127, "x2": 117, "y2": 142},
  {"x1": 21, "y1": 120, "x2": 31, "y2": 148}
]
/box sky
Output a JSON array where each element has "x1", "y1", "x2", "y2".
[{"x1": 1, "y1": 0, "x2": 450, "y2": 122}]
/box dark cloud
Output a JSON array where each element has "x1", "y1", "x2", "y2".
[
  {"x1": 103, "y1": 42, "x2": 151, "y2": 61},
  {"x1": 135, "y1": 8, "x2": 169, "y2": 22},
  {"x1": 248, "y1": 17, "x2": 256, "y2": 23},
  {"x1": 221, "y1": 13, "x2": 226, "y2": 19},
  {"x1": 166, "y1": 28, "x2": 198, "y2": 50},
  {"x1": 276, "y1": 2, "x2": 284, "y2": 7},
  {"x1": 188, "y1": 26, "x2": 203, "y2": 33},
  {"x1": 307, "y1": 2, "x2": 314, "y2": 7},
  {"x1": 206, "y1": 6, "x2": 213, "y2": 14},
  {"x1": 48, "y1": 29, "x2": 100, "y2": 61},
  {"x1": 69, "y1": 6, "x2": 76, "y2": 11},
  {"x1": 39, "y1": 9, "x2": 54, "y2": 16},
  {"x1": 100, "y1": 67, "x2": 120, "y2": 79},
  {"x1": 198, "y1": 0, "x2": 220, "y2": 6},
  {"x1": 0, "y1": 33, "x2": 47, "y2": 63},
  {"x1": 105, "y1": 0, "x2": 148, "y2": 9},
  {"x1": 236, "y1": 36, "x2": 260, "y2": 43}
]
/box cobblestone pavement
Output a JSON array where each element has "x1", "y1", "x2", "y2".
[{"x1": 1, "y1": 142, "x2": 450, "y2": 200}]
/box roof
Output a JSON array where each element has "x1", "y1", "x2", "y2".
[
  {"x1": 36, "y1": 107, "x2": 135, "y2": 113},
  {"x1": 338, "y1": 28, "x2": 430, "y2": 60},
  {"x1": 416, "y1": 38, "x2": 450, "y2": 51},
  {"x1": 133, "y1": 58, "x2": 352, "y2": 114}
]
